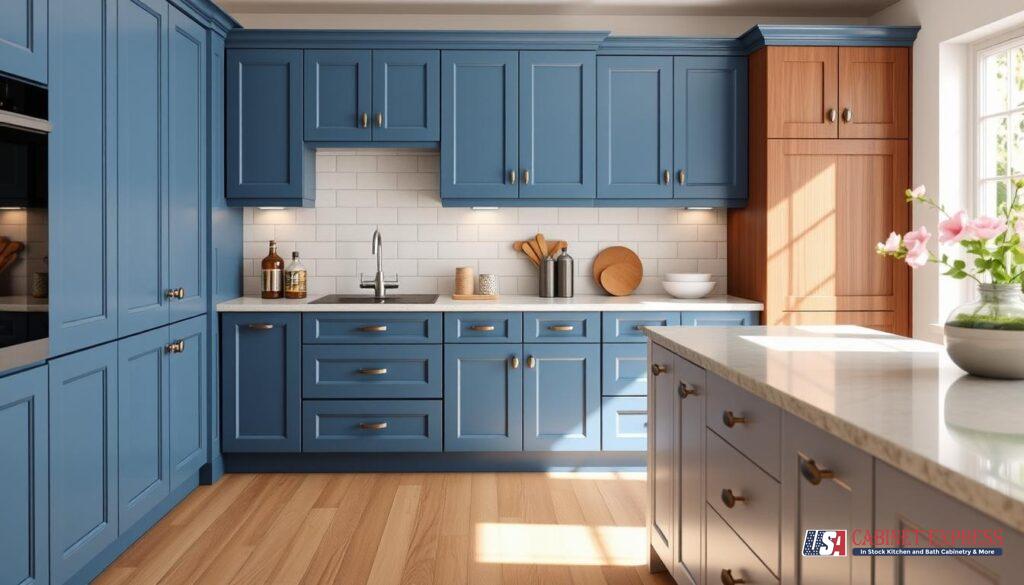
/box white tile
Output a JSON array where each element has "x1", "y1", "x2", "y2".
[
  {"x1": 536, "y1": 225, "x2": 579, "y2": 242},
  {"x1": 517, "y1": 208, "x2": 552, "y2": 224},
  {"x1": 315, "y1": 190, "x2": 336, "y2": 207},
  {"x1": 316, "y1": 225, "x2": 336, "y2": 242},
  {"x1": 336, "y1": 155, "x2": 377, "y2": 172},
  {"x1": 637, "y1": 209, "x2": 678, "y2": 224},
  {"x1": 418, "y1": 156, "x2": 439, "y2": 172},
  {"x1": 397, "y1": 242, "x2": 437, "y2": 259},
  {"x1": 316, "y1": 207, "x2": 358, "y2": 225},
  {"x1": 676, "y1": 242, "x2": 718, "y2": 258},
  {"x1": 418, "y1": 191, "x2": 443, "y2": 207},
  {"x1": 457, "y1": 224, "x2": 479, "y2": 241},
  {"x1": 294, "y1": 209, "x2": 317, "y2": 225},
  {"x1": 418, "y1": 259, "x2": 477, "y2": 277},
  {"x1": 478, "y1": 258, "x2": 538, "y2": 276},
  {"x1": 657, "y1": 224, "x2": 699, "y2": 241},
  {"x1": 418, "y1": 224, "x2": 458, "y2": 242},
  {"x1": 659, "y1": 258, "x2": 700, "y2": 274},
  {"x1": 638, "y1": 242, "x2": 679, "y2": 258},
  {"x1": 334, "y1": 190, "x2": 378, "y2": 208},
  {"x1": 599, "y1": 208, "x2": 638, "y2": 224},
  {"x1": 316, "y1": 155, "x2": 337, "y2": 172},
  {"x1": 319, "y1": 172, "x2": 357, "y2": 189},
  {"x1": 618, "y1": 224, "x2": 659, "y2": 242},
  {"x1": 356, "y1": 258, "x2": 419, "y2": 276},
  {"x1": 275, "y1": 225, "x2": 312, "y2": 241},
  {"x1": 376, "y1": 155, "x2": 419, "y2": 172},
  {"x1": 337, "y1": 242, "x2": 375, "y2": 259},
  {"x1": 254, "y1": 208, "x2": 295, "y2": 224},
  {"x1": 677, "y1": 209, "x2": 720, "y2": 224},
  {"x1": 477, "y1": 224, "x2": 537, "y2": 242},
  {"x1": 356, "y1": 208, "x2": 398, "y2": 225},
  {"x1": 246, "y1": 224, "x2": 275, "y2": 242},
  {"x1": 579, "y1": 225, "x2": 618, "y2": 241},
  {"x1": 558, "y1": 208, "x2": 598, "y2": 224},
  {"x1": 316, "y1": 259, "x2": 358, "y2": 276},
  {"x1": 398, "y1": 207, "x2": 438, "y2": 224},
  {"x1": 396, "y1": 172, "x2": 438, "y2": 190},
  {"x1": 357, "y1": 172, "x2": 397, "y2": 190},
  {"x1": 718, "y1": 242, "x2": 728, "y2": 258},
  {"x1": 439, "y1": 242, "x2": 497, "y2": 258},
  {"x1": 294, "y1": 242, "x2": 337, "y2": 259},
  {"x1": 393, "y1": 276, "x2": 439, "y2": 293},
  {"x1": 699, "y1": 224, "x2": 727, "y2": 242},
  {"x1": 377, "y1": 190, "x2": 421, "y2": 208},
  {"x1": 697, "y1": 258, "x2": 727, "y2": 275}
]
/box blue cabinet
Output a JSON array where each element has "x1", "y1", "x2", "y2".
[
  {"x1": 597, "y1": 56, "x2": 673, "y2": 199},
  {"x1": 441, "y1": 50, "x2": 518, "y2": 198},
  {"x1": 444, "y1": 312, "x2": 522, "y2": 343},
  {"x1": 49, "y1": 342, "x2": 118, "y2": 585},
  {"x1": 221, "y1": 313, "x2": 301, "y2": 452},
  {"x1": 303, "y1": 312, "x2": 441, "y2": 344},
  {"x1": 302, "y1": 344, "x2": 442, "y2": 399},
  {"x1": 0, "y1": 365, "x2": 48, "y2": 585},
  {"x1": 680, "y1": 310, "x2": 758, "y2": 327},
  {"x1": 519, "y1": 51, "x2": 595, "y2": 198},
  {"x1": 303, "y1": 400, "x2": 442, "y2": 453},
  {"x1": 0, "y1": 0, "x2": 47, "y2": 83},
  {"x1": 304, "y1": 49, "x2": 372, "y2": 141},
  {"x1": 372, "y1": 49, "x2": 440, "y2": 141},
  {"x1": 601, "y1": 396, "x2": 647, "y2": 451},
  {"x1": 601, "y1": 311, "x2": 681, "y2": 342},
  {"x1": 524, "y1": 311, "x2": 600, "y2": 343},
  {"x1": 169, "y1": 315, "x2": 207, "y2": 487},
  {"x1": 673, "y1": 56, "x2": 747, "y2": 201},
  {"x1": 443, "y1": 344, "x2": 523, "y2": 452},
  {"x1": 602, "y1": 343, "x2": 649, "y2": 396},
  {"x1": 523, "y1": 343, "x2": 601, "y2": 451}
]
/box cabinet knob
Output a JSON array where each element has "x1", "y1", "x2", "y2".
[
  {"x1": 469, "y1": 325, "x2": 496, "y2": 332},
  {"x1": 827, "y1": 108, "x2": 838, "y2": 123},
  {"x1": 651, "y1": 363, "x2": 668, "y2": 376},
  {"x1": 509, "y1": 169, "x2": 517, "y2": 185},
  {"x1": 166, "y1": 287, "x2": 185, "y2": 299},
  {"x1": 677, "y1": 170, "x2": 686, "y2": 185},
  {"x1": 677, "y1": 381, "x2": 697, "y2": 398},
  {"x1": 375, "y1": 112, "x2": 383, "y2": 128},
  {"x1": 800, "y1": 458, "x2": 836, "y2": 486},
  {"x1": 510, "y1": 355, "x2": 520, "y2": 369},
  {"x1": 527, "y1": 355, "x2": 536, "y2": 369},
  {"x1": 522, "y1": 169, "x2": 530, "y2": 185},
  {"x1": 842, "y1": 107, "x2": 853, "y2": 123},
  {"x1": 720, "y1": 569, "x2": 746, "y2": 585},
  {"x1": 360, "y1": 112, "x2": 369, "y2": 128},
  {"x1": 722, "y1": 410, "x2": 747, "y2": 428},
  {"x1": 720, "y1": 488, "x2": 746, "y2": 509},
  {"x1": 663, "y1": 169, "x2": 670, "y2": 185},
  {"x1": 358, "y1": 368, "x2": 388, "y2": 375},
  {"x1": 247, "y1": 323, "x2": 274, "y2": 330},
  {"x1": 165, "y1": 340, "x2": 185, "y2": 353},
  {"x1": 359, "y1": 325, "x2": 388, "y2": 333},
  {"x1": 359, "y1": 421, "x2": 388, "y2": 431}
]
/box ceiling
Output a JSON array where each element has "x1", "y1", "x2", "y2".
[{"x1": 218, "y1": 0, "x2": 901, "y2": 18}]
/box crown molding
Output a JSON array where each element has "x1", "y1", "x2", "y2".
[{"x1": 739, "y1": 24, "x2": 920, "y2": 52}]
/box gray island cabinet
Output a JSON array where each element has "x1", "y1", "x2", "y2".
[{"x1": 645, "y1": 325, "x2": 1024, "y2": 585}]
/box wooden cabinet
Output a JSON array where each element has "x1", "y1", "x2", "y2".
[
  {"x1": 443, "y1": 344, "x2": 523, "y2": 452},
  {"x1": 838, "y1": 47, "x2": 909, "y2": 139},
  {"x1": 0, "y1": 366, "x2": 48, "y2": 585},
  {"x1": 765, "y1": 46, "x2": 839, "y2": 139},
  {"x1": 523, "y1": 343, "x2": 600, "y2": 451},
  {"x1": 0, "y1": 0, "x2": 47, "y2": 83}
]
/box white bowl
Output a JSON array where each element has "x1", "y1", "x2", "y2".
[
  {"x1": 664, "y1": 273, "x2": 712, "y2": 283},
  {"x1": 662, "y1": 280, "x2": 716, "y2": 299}
]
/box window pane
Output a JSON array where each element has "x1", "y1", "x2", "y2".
[
  {"x1": 1012, "y1": 112, "x2": 1024, "y2": 177},
  {"x1": 980, "y1": 180, "x2": 1008, "y2": 215},
  {"x1": 981, "y1": 116, "x2": 1009, "y2": 178},
  {"x1": 984, "y1": 51, "x2": 1010, "y2": 114},
  {"x1": 1013, "y1": 46, "x2": 1024, "y2": 109}
]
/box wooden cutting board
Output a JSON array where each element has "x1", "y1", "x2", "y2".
[
  {"x1": 592, "y1": 246, "x2": 643, "y2": 286},
  {"x1": 599, "y1": 262, "x2": 643, "y2": 296}
]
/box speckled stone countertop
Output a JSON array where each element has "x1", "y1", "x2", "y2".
[{"x1": 645, "y1": 324, "x2": 1024, "y2": 532}]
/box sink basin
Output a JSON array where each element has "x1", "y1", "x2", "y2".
[{"x1": 309, "y1": 294, "x2": 440, "y2": 305}]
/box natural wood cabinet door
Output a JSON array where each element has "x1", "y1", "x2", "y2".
[
  {"x1": 766, "y1": 47, "x2": 838, "y2": 139},
  {"x1": 838, "y1": 47, "x2": 909, "y2": 139}
]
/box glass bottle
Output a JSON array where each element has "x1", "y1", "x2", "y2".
[
  {"x1": 284, "y1": 251, "x2": 307, "y2": 299},
  {"x1": 261, "y1": 240, "x2": 284, "y2": 299}
]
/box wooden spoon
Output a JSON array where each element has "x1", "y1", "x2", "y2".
[
  {"x1": 535, "y1": 234, "x2": 548, "y2": 259},
  {"x1": 548, "y1": 240, "x2": 566, "y2": 257},
  {"x1": 521, "y1": 242, "x2": 541, "y2": 266}
]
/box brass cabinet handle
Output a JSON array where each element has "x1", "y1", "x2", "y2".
[
  {"x1": 469, "y1": 325, "x2": 496, "y2": 332},
  {"x1": 165, "y1": 340, "x2": 185, "y2": 353},
  {"x1": 678, "y1": 381, "x2": 697, "y2": 398},
  {"x1": 651, "y1": 363, "x2": 668, "y2": 376},
  {"x1": 722, "y1": 410, "x2": 747, "y2": 428},
  {"x1": 166, "y1": 287, "x2": 185, "y2": 299},
  {"x1": 360, "y1": 112, "x2": 369, "y2": 128},
  {"x1": 677, "y1": 170, "x2": 685, "y2": 185},
  {"x1": 509, "y1": 169, "x2": 517, "y2": 185},
  {"x1": 800, "y1": 458, "x2": 836, "y2": 486},
  {"x1": 510, "y1": 355, "x2": 520, "y2": 369},
  {"x1": 548, "y1": 325, "x2": 575, "y2": 332},
  {"x1": 720, "y1": 569, "x2": 746, "y2": 585},
  {"x1": 359, "y1": 421, "x2": 388, "y2": 430},
  {"x1": 358, "y1": 368, "x2": 388, "y2": 375},
  {"x1": 842, "y1": 107, "x2": 853, "y2": 123},
  {"x1": 375, "y1": 112, "x2": 383, "y2": 128},
  {"x1": 663, "y1": 169, "x2": 670, "y2": 184},
  {"x1": 247, "y1": 323, "x2": 274, "y2": 330},
  {"x1": 827, "y1": 108, "x2": 838, "y2": 123},
  {"x1": 526, "y1": 355, "x2": 536, "y2": 369},
  {"x1": 359, "y1": 325, "x2": 388, "y2": 333},
  {"x1": 721, "y1": 488, "x2": 746, "y2": 509},
  {"x1": 522, "y1": 169, "x2": 530, "y2": 185}
]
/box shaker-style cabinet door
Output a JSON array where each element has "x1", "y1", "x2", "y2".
[
  {"x1": 673, "y1": 56, "x2": 747, "y2": 202},
  {"x1": 648, "y1": 342, "x2": 676, "y2": 569},
  {"x1": 597, "y1": 56, "x2": 673, "y2": 199},
  {"x1": 673, "y1": 354, "x2": 706, "y2": 585},
  {"x1": 304, "y1": 49, "x2": 372, "y2": 141},
  {"x1": 372, "y1": 49, "x2": 439, "y2": 141},
  {"x1": 523, "y1": 343, "x2": 600, "y2": 451},
  {"x1": 765, "y1": 46, "x2": 839, "y2": 139},
  {"x1": 169, "y1": 315, "x2": 207, "y2": 488},
  {"x1": 443, "y1": 344, "x2": 523, "y2": 452},
  {"x1": 0, "y1": 0, "x2": 47, "y2": 83},
  {"x1": 440, "y1": 50, "x2": 519, "y2": 199},
  {"x1": 838, "y1": 47, "x2": 909, "y2": 139},
  {"x1": 519, "y1": 51, "x2": 595, "y2": 199}
]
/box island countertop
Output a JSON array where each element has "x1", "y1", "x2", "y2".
[{"x1": 644, "y1": 324, "x2": 1024, "y2": 531}]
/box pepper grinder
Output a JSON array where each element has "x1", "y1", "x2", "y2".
[
  {"x1": 539, "y1": 255, "x2": 555, "y2": 298},
  {"x1": 555, "y1": 248, "x2": 574, "y2": 298}
]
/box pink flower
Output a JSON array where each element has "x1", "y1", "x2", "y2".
[
  {"x1": 968, "y1": 216, "x2": 1007, "y2": 240},
  {"x1": 938, "y1": 211, "x2": 970, "y2": 244},
  {"x1": 876, "y1": 231, "x2": 902, "y2": 254},
  {"x1": 904, "y1": 226, "x2": 931, "y2": 248},
  {"x1": 909, "y1": 185, "x2": 927, "y2": 200},
  {"x1": 904, "y1": 240, "x2": 930, "y2": 268}
]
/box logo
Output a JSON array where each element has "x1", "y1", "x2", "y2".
[{"x1": 803, "y1": 530, "x2": 847, "y2": 557}]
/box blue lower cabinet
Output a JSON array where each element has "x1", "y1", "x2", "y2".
[
  {"x1": 49, "y1": 342, "x2": 119, "y2": 585},
  {"x1": 680, "y1": 310, "x2": 758, "y2": 327},
  {"x1": 302, "y1": 344, "x2": 442, "y2": 399},
  {"x1": 443, "y1": 344, "x2": 523, "y2": 452},
  {"x1": 302, "y1": 400, "x2": 442, "y2": 452},
  {"x1": 523, "y1": 343, "x2": 601, "y2": 451},
  {"x1": 524, "y1": 312, "x2": 600, "y2": 343},
  {"x1": 602, "y1": 343, "x2": 649, "y2": 396},
  {"x1": 222, "y1": 313, "x2": 301, "y2": 453},
  {"x1": 444, "y1": 312, "x2": 523, "y2": 343},
  {"x1": 303, "y1": 312, "x2": 441, "y2": 344},
  {"x1": 169, "y1": 316, "x2": 207, "y2": 488},
  {"x1": 0, "y1": 365, "x2": 48, "y2": 585},
  {"x1": 601, "y1": 396, "x2": 647, "y2": 451},
  {"x1": 602, "y1": 311, "x2": 681, "y2": 342}
]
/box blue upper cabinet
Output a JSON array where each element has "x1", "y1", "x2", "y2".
[
  {"x1": 673, "y1": 56, "x2": 747, "y2": 202},
  {"x1": 226, "y1": 48, "x2": 314, "y2": 206},
  {"x1": 441, "y1": 50, "x2": 519, "y2": 199},
  {"x1": 304, "y1": 49, "x2": 372, "y2": 141},
  {"x1": 597, "y1": 56, "x2": 673, "y2": 199},
  {"x1": 0, "y1": 0, "x2": 47, "y2": 83},
  {"x1": 519, "y1": 51, "x2": 595, "y2": 199},
  {"x1": 372, "y1": 49, "x2": 439, "y2": 141}
]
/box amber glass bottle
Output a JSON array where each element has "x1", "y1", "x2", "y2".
[{"x1": 261, "y1": 240, "x2": 284, "y2": 299}]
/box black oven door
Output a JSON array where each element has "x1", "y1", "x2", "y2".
[{"x1": 0, "y1": 125, "x2": 46, "y2": 208}]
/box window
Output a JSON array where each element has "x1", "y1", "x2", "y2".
[{"x1": 975, "y1": 33, "x2": 1024, "y2": 214}]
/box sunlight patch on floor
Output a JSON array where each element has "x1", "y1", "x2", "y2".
[
  {"x1": 475, "y1": 523, "x2": 646, "y2": 566},
  {"x1": 544, "y1": 471, "x2": 646, "y2": 481}
]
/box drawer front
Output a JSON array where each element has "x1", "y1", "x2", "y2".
[
  {"x1": 524, "y1": 312, "x2": 600, "y2": 343},
  {"x1": 706, "y1": 505, "x2": 779, "y2": 585},
  {"x1": 601, "y1": 343, "x2": 649, "y2": 396},
  {"x1": 706, "y1": 429, "x2": 781, "y2": 575},
  {"x1": 444, "y1": 312, "x2": 523, "y2": 343},
  {"x1": 302, "y1": 400, "x2": 442, "y2": 452},
  {"x1": 601, "y1": 396, "x2": 647, "y2": 451},
  {"x1": 680, "y1": 310, "x2": 758, "y2": 327},
  {"x1": 303, "y1": 312, "x2": 442, "y2": 344},
  {"x1": 707, "y1": 371, "x2": 781, "y2": 479},
  {"x1": 601, "y1": 311, "x2": 681, "y2": 342},
  {"x1": 302, "y1": 345, "x2": 442, "y2": 399}
]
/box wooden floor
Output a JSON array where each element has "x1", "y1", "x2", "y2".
[{"x1": 94, "y1": 471, "x2": 675, "y2": 585}]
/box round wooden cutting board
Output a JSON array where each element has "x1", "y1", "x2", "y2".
[
  {"x1": 599, "y1": 262, "x2": 643, "y2": 296},
  {"x1": 592, "y1": 246, "x2": 643, "y2": 286}
]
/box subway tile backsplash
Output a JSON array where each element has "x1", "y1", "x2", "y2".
[{"x1": 242, "y1": 148, "x2": 728, "y2": 297}]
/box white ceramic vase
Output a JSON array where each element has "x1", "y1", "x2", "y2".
[{"x1": 943, "y1": 283, "x2": 1024, "y2": 379}]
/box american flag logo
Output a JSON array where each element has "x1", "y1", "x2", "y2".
[{"x1": 802, "y1": 530, "x2": 848, "y2": 557}]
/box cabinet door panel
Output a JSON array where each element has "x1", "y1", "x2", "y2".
[
  {"x1": 373, "y1": 49, "x2": 439, "y2": 141},
  {"x1": 441, "y1": 50, "x2": 518, "y2": 198},
  {"x1": 674, "y1": 56, "x2": 747, "y2": 200},
  {"x1": 169, "y1": 316, "x2": 206, "y2": 487},
  {"x1": 600, "y1": 396, "x2": 646, "y2": 451},
  {"x1": 523, "y1": 343, "x2": 600, "y2": 451},
  {"x1": 117, "y1": 0, "x2": 169, "y2": 337},
  {"x1": 673, "y1": 354, "x2": 706, "y2": 585},
  {"x1": 168, "y1": 8, "x2": 207, "y2": 321},
  {"x1": 444, "y1": 344, "x2": 523, "y2": 452},
  {"x1": 519, "y1": 51, "x2": 595, "y2": 198},
  {"x1": 597, "y1": 56, "x2": 673, "y2": 198},
  {"x1": 0, "y1": 0, "x2": 47, "y2": 83},
  {"x1": 838, "y1": 47, "x2": 909, "y2": 139},
  {"x1": 766, "y1": 47, "x2": 838, "y2": 139},
  {"x1": 304, "y1": 49, "x2": 372, "y2": 141},
  {"x1": 648, "y1": 342, "x2": 676, "y2": 566}
]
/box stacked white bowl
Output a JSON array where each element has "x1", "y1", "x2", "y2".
[{"x1": 662, "y1": 273, "x2": 715, "y2": 299}]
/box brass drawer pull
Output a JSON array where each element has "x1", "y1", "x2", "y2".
[
  {"x1": 165, "y1": 340, "x2": 185, "y2": 353},
  {"x1": 247, "y1": 323, "x2": 274, "y2": 330},
  {"x1": 469, "y1": 325, "x2": 496, "y2": 332},
  {"x1": 510, "y1": 356, "x2": 520, "y2": 369},
  {"x1": 651, "y1": 363, "x2": 668, "y2": 376},
  {"x1": 358, "y1": 368, "x2": 388, "y2": 376},
  {"x1": 509, "y1": 169, "x2": 517, "y2": 185},
  {"x1": 663, "y1": 169, "x2": 670, "y2": 184},
  {"x1": 722, "y1": 410, "x2": 747, "y2": 428},
  {"x1": 827, "y1": 108, "x2": 837, "y2": 123},
  {"x1": 721, "y1": 488, "x2": 746, "y2": 509},
  {"x1": 360, "y1": 112, "x2": 369, "y2": 128},
  {"x1": 842, "y1": 107, "x2": 853, "y2": 123},
  {"x1": 720, "y1": 569, "x2": 746, "y2": 585},
  {"x1": 800, "y1": 458, "x2": 836, "y2": 486},
  {"x1": 548, "y1": 325, "x2": 575, "y2": 332},
  {"x1": 526, "y1": 355, "x2": 536, "y2": 369},
  {"x1": 359, "y1": 421, "x2": 388, "y2": 431},
  {"x1": 166, "y1": 287, "x2": 185, "y2": 299},
  {"x1": 375, "y1": 112, "x2": 383, "y2": 128},
  {"x1": 677, "y1": 170, "x2": 686, "y2": 185},
  {"x1": 359, "y1": 325, "x2": 388, "y2": 333},
  {"x1": 522, "y1": 169, "x2": 530, "y2": 185},
  {"x1": 678, "y1": 381, "x2": 697, "y2": 398}
]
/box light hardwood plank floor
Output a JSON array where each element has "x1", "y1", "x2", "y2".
[{"x1": 94, "y1": 472, "x2": 676, "y2": 585}]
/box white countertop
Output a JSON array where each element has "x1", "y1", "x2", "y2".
[
  {"x1": 645, "y1": 325, "x2": 1024, "y2": 532},
  {"x1": 216, "y1": 294, "x2": 764, "y2": 313}
]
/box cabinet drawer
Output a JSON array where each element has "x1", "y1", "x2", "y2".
[
  {"x1": 706, "y1": 505, "x2": 778, "y2": 585},
  {"x1": 707, "y1": 371, "x2": 781, "y2": 479},
  {"x1": 601, "y1": 343, "x2": 649, "y2": 396},
  {"x1": 601, "y1": 396, "x2": 647, "y2": 451},
  {"x1": 303, "y1": 312, "x2": 441, "y2": 344},
  {"x1": 601, "y1": 311, "x2": 680, "y2": 342},
  {"x1": 302, "y1": 400, "x2": 442, "y2": 452},
  {"x1": 706, "y1": 429, "x2": 780, "y2": 575},
  {"x1": 524, "y1": 312, "x2": 600, "y2": 343},
  {"x1": 302, "y1": 345, "x2": 442, "y2": 399},
  {"x1": 680, "y1": 310, "x2": 758, "y2": 327},
  {"x1": 444, "y1": 312, "x2": 522, "y2": 343}
]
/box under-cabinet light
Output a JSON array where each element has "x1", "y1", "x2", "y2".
[
  {"x1": 258, "y1": 206, "x2": 285, "y2": 210},
  {"x1": 472, "y1": 206, "x2": 500, "y2": 211},
  {"x1": 685, "y1": 207, "x2": 713, "y2": 210}
]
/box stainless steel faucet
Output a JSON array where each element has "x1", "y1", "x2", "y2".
[{"x1": 360, "y1": 227, "x2": 398, "y2": 298}]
